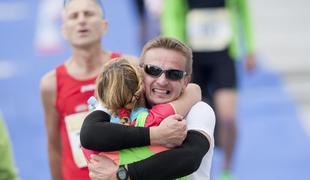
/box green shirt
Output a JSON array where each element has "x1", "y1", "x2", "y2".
[
  {"x1": 161, "y1": 0, "x2": 255, "y2": 59},
  {"x1": 0, "y1": 113, "x2": 18, "y2": 180}
]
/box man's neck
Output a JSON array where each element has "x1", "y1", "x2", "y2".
[
  {"x1": 66, "y1": 44, "x2": 109, "y2": 80},
  {"x1": 72, "y1": 45, "x2": 104, "y2": 65}
]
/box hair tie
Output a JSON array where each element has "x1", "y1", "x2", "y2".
[{"x1": 119, "y1": 108, "x2": 131, "y2": 126}]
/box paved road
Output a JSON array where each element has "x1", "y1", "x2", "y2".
[{"x1": 250, "y1": 0, "x2": 310, "y2": 136}]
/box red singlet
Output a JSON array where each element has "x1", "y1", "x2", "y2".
[{"x1": 56, "y1": 52, "x2": 121, "y2": 180}]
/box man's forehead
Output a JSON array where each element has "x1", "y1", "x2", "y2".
[
  {"x1": 64, "y1": 0, "x2": 98, "y2": 6},
  {"x1": 144, "y1": 48, "x2": 187, "y2": 69}
]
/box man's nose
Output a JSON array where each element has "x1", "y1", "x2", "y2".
[
  {"x1": 77, "y1": 14, "x2": 86, "y2": 24},
  {"x1": 156, "y1": 72, "x2": 169, "y2": 85}
]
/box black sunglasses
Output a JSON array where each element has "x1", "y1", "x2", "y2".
[{"x1": 142, "y1": 64, "x2": 187, "y2": 81}]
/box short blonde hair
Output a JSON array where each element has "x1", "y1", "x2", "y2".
[
  {"x1": 96, "y1": 58, "x2": 144, "y2": 116},
  {"x1": 63, "y1": 0, "x2": 105, "y2": 18},
  {"x1": 140, "y1": 36, "x2": 193, "y2": 74}
]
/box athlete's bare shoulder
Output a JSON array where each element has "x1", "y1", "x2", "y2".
[{"x1": 40, "y1": 69, "x2": 56, "y2": 95}]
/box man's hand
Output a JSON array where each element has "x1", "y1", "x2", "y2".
[
  {"x1": 150, "y1": 114, "x2": 187, "y2": 147},
  {"x1": 88, "y1": 155, "x2": 118, "y2": 180},
  {"x1": 245, "y1": 53, "x2": 256, "y2": 72}
]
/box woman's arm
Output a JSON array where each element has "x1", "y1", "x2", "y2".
[
  {"x1": 80, "y1": 110, "x2": 150, "y2": 151},
  {"x1": 88, "y1": 130, "x2": 210, "y2": 180},
  {"x1": 170, "y1": 83, "x2": 201, "y2": 116}
]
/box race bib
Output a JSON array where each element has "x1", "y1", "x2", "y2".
[
  {"x1": 187, "y1": 8, "x2": 232, "y2": 51},
  {"x1": 65, "y1": 111, "x2": 89, "y2": 168}
]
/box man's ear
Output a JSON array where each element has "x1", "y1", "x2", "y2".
[
  {"x1": 184, "y1": 75, "x2": 191, "y2": 86},
  {"x1": 181, "y1": 75, "x2": 191, "y2": 93},
  {"x1": 101, "y1": 20, "x2": 108, "y2": 35}
]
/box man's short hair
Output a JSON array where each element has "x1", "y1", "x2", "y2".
[
  {"x1": 63, "y1": 0, "x2": 105, "y2": 17},
  {"x1": 140, "y1": 36, "x2": 193, "y2": 75}
]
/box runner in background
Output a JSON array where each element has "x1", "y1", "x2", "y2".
[
  {"x1": 40, "y1": 0, "x2": 136, "y2": 179},
  {"x1": 0, "y1": 111, "x2": 19, "y2": 180},
  {"x1": 161, "y1": 0, "x2": 256, "y2": 179}
]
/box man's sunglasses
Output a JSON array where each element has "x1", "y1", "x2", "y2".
[{"x1": 142, "y1": 64, "x2": 187, "y2": 81}]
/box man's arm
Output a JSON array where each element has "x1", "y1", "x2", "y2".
[
  {"x1": 80, "y1": 111, "x2": 186, "y2": 151},
  {"x1": 88, "y1": 130, "x2": 210, "y2": 180},
  {"x1": 88, "y1": 101, "x2": 215, "y2": 179},
  {"x1": 186, "y1": 102, "x2": 216, "y2": 144},
  {"x1": 40, "y1": 71, "x2": 62, "y2": 180},
  {"x1": 128, "y1": 130, "x2": 209, "y2": 179}
]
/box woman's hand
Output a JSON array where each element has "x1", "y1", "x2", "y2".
[{"x1": 150, "y1": 114, "x2": 187, "y2": 147}]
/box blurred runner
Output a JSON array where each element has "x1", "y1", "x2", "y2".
[
  {"x1": 0, "y1": 111, "x2": 19, "y2": 180},
  {"x1": 40, "y1": 0, "x2": 136, "y2": 179},
  {"x1": 161, "y1": 0, "x2": 256, "y2": 179}
]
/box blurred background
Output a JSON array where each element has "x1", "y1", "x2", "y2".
[{"x1": 0, "y1": 0, "x2": 309, "y2": 179}]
